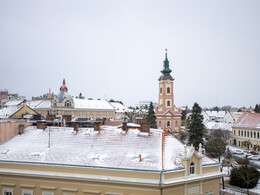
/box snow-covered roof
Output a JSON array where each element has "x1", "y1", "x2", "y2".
[
  {"x1": 205, "y1": 122, "x2": 232, "y2": 131},
  {"x1": 233, "y1": 112, "x2": 260, "y2": 129},
  {"x1": 4, "y1": 100, "x2": 24, "y2": 106},
  {"x1": 73, "y1": 99, "x2": 115, "y2": 110},
  {"x1": 0, "y1": 126, "x2": 216, "y2": 171},
  {"x1": 110, "y1": 102, "x2": 129, "y2": 113},
  {"x1": 230, "y1": 112, "x2": 243, "y2": 120},
  {"x1": 27, "y1": 100, "x2": 47, "y2": 108},
  {"x1": 206, "y1": 111, "x2": 226, "y2": 118},
  {"x1": 0, "y1": 105, "x2": 23, "y2": 118},
  {"x1": 27, "y1": 99, "x2": 115, "y2": 111}
]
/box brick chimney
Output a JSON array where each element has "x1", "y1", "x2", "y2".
[
  {"x1": 94, "y1": 122, "x2": 100, "y2": 131},
  {"x1": 122, "y1": 122, "x2": 128, "y2": 131},
  {"x1": 74, "y1": 122, "x2": 79, "y2": 131},
  {"x1": 19, "y1": 124, "x2": 24, "y2": 135},
  {"x1": 140, "y1": 123, "x2": 150, "y2": 132},
  {"x1": 103, "y1": 118, "x2": 107, "y2": 125}
]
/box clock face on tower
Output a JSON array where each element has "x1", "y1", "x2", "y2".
[{"x1": 167, "y1": 79, "x2": 170, "y2": 84}]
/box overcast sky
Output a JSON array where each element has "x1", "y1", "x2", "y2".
[{"x1": 0, "y1": 0, "x2": 259, "y2": 108}]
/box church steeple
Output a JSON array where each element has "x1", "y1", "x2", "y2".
[{"x1": 160, "y1": 49, "x2": 173, "y2": 79}]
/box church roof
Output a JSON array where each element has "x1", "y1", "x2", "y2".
[
  {"x1": 160, "y1": 50, "x2": 173, "y2": 80},
  {"x1": 56, "y1": 92, "x2": 73, "y2": 103},
  {"x1": 0, "y1": 126, "x2": 217, "y2": 171}
]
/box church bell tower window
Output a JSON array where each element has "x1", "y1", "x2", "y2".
[{"x1": 167, "y1": 87, "x2": 170, "y2": 94}]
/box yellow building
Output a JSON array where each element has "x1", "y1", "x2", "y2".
[
  {"x1": 0, "y1": 125, "x2": 222, "y2": 195},
  {"x1": 232, "y1": 112, "x2": 260, "y2": 150},
  {"x1": 0, "y1": 103, "x2": 41, "y2": 120}
]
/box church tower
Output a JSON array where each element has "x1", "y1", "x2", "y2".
[{"x1": 155, "y1": 50, "x2": 181, "y2": 133}]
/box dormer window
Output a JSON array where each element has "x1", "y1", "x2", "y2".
[
  {"x1": 65, "y1": 100, "x2": 71, "y2": 107},
  {"x1": 190, "y1": 162, "x2": 195, "y2": 175}
]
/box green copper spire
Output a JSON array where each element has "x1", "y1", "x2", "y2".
[{"x1": 160, "y1": 49, "x2": 173, "y2": 79}]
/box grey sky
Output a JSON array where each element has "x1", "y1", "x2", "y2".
[{"x1": 0, "y1": 0, "x2": 259, "y2": 108}]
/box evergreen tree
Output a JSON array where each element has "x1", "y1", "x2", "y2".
[
  {"x1": 254, "y1": 104, "x2": 259, "y2": 113},
  {"x1": 145, "y1": 102, "x2": 157, "y2": 128},
  {"x1": 188, "y1": 102, "x2": 204, "y2": 150}
]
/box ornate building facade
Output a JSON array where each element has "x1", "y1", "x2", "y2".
[
  {"x1": 155, "y1": 51, "x2": 181, "y2": 133},
  {"x1": 33, "y1": 79, "x2": 116, "y2": 121}
]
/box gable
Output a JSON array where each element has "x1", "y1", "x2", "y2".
[{"x1": 11, "y1": 104, "x2": 39, "y2": 118}]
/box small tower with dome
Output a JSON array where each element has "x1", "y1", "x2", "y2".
[{"x1": 52, "y1": 79, "x2": 74, "y2": 108}]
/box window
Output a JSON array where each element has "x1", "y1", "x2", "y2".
[
  {"x1": 241, "y1": 131, "x2": 243, "y2": 136},
  {"x1": 254, "y1": 132, "x2": 256, "y2": 138},
  {"x1": 23, "y1": 190, "x2": 33, "y2": 195},
  {"x1": 42, "y1": 192, "x2": 54, "y2": 195},
  {"x1": 167, "y1": 87, "x2": 170, "y2": 94},
  {"x1": 251, "y1": 132, "x2": 253, "y2": 137},
  {"x1": 167, "y1": 101, "x2": 170, "y2": 106},
  {"x1": 65, "y1": 100, "x2": 71, "y2": 107},
  {"x1": 248, "y1": 131, "x2": 249, "y2": 137},
  {"x1": 160, "y1": 88, "x2": 162, "y2": 93},
  {"x1": 258, "y1": 132, "x2": 259, "y2": 139},
  {"x1": 233, "y1": 130, "x2": 236, "y2": 135},
  {"x1": 167, "y1": 121, "x2": 170, "y2": 127},
  {"x1": 190, "y1": 162, "x2": 195, "y2": 175},
  {"x1": 3, "y1": 188, "x2": 13, "y2": 195},
  {"x1": 239, "y1": 130, "x2": 240, "y2": 136}
]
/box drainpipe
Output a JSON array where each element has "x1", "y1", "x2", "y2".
[{"x1": 159, "y1": 171, "x2": 163, "y2": 195}]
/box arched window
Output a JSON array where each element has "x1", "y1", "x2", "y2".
[
  {"x1": 65, "y1": 100, "x2": 71, "y2": 107},
  {"x1": 167, "y1": 101, "x2": 170, "y2": 106},
  {"x1": 167, "y1": 121, "x2": 170, "y2": 127},
  {"x1": 167, "y1": 87, "x2": 170, "y2": 94},
  {"x1": 190, "y1": 162, "x2": 195, "y2": 175}
]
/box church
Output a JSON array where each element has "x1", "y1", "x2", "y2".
[{"x1": 155, "y1": 51, "x2": 181, "y2": 133}]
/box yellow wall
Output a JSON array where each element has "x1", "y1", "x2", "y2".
[{"x1": 11, "y1": 104, "x2": 38, "y2": 118}]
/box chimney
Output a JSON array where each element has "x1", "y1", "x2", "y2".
[
  {"x1": 122, "y1": 122, "x2": 128, "y2": 131},
  {"x1": 74, "y1": 122, "x2": 79, "y2": 131},
  {"x1": 103, "y1": 118, "x2": 107, "y2": 125},
  {"x1": 94, "y1": 122, "x2": 100, "y2": 131},
  {"x1": 139, "y1": 154, "x2": 142, "y2": 161},
  {"x1": 140, "y1": 123, "x2": 150, "y2": 132},
  {"x1": 19, "y1": 124, "x2": 25, "y2": 135}
]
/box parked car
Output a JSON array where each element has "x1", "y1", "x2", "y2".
[
  {"x1": 247, "y1": 151, "x2": 258, "y2": 155},
  {"x1": 248, "y1": 155, "x2": 260, "y2": 160},
  {"x1": 234, "y1": 150, "x2": 244, "y2": 155}
]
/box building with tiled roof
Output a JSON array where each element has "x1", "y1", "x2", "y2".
[
  {"x1": 0, "y1": 125, "x2": 222, "y2": 195},
  {"x1": 232, "y1": 112, "x2": 260, "y2": 150}
]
